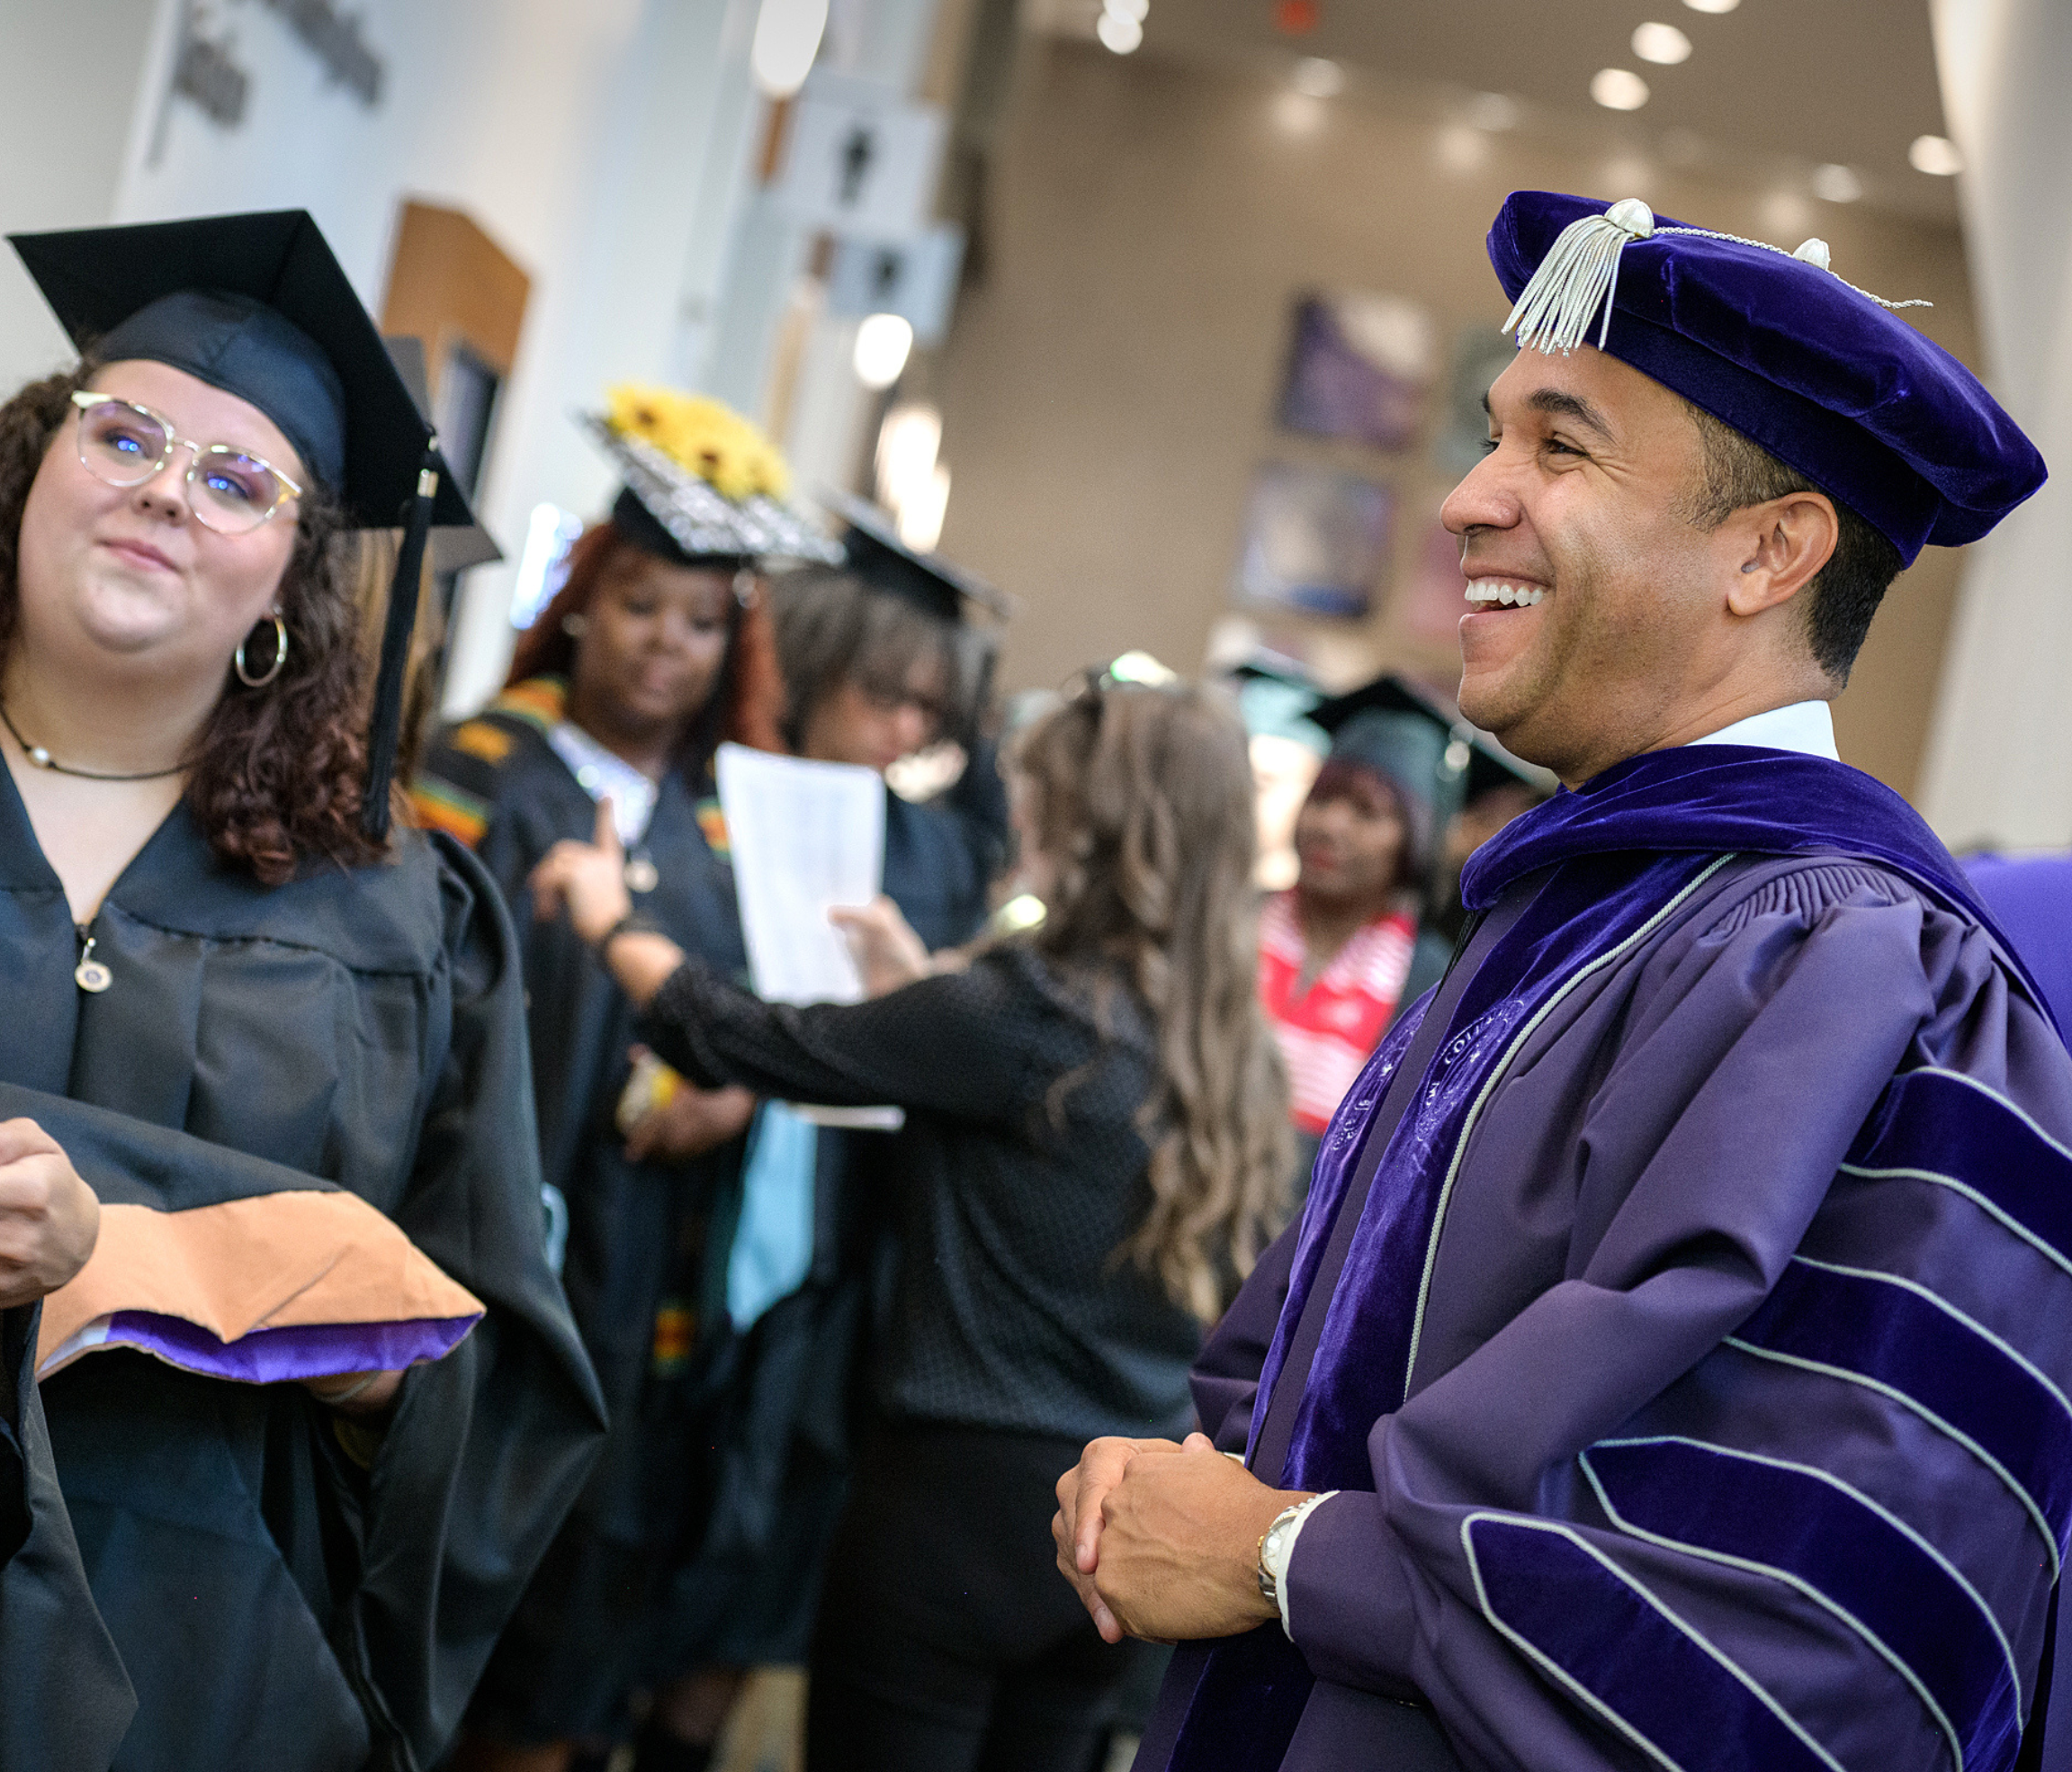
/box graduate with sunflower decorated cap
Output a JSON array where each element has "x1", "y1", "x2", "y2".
[
  {"x1": 416, "y1": 386, "x2": 837, "y2": 1772},
  {"x1": 1052, "y1": 192, "x2": 2072, "y2": 1772}
]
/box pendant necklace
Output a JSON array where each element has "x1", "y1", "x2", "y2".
[
  {"x1": 0, "y1": 700, "x2": 184, "y2": 782},
  {"x1": 75, "y1": 931, "x2": 112, "y2": 994}
]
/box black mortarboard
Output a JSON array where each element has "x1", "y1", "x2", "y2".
[
  {"x1": 1308, "y1": 674, "x2": 1549, "y2": 822},
  {"x1": 9, "y1": 211, "x2": 484, "y2": 840},
  {"x1": 821, "y1": 488, "x2": 1013, "y2": 623}
]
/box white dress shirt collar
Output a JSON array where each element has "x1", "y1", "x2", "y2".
[{"x1": 1685, "y1": 699, "x2": 1840, "y2": 761}]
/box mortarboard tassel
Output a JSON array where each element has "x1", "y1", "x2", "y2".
[
  {"x1": 1503, "y1": 197, "x2": 1657, "y2": 355},
  {"x1": 1504, "y1": 198, "x2": 1933, "y2": 360},
  {"x1": 361, "y1": 451, "x2": 440, "y2": 841}
]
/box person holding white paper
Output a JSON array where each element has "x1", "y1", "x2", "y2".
[
  {"x1": 530, "y1": 667, "x2": 1294, "y2": 1772},
  {"x1": 772, "y1": 490, "x2": 1012, "y2": 954},
  {"x1": 417, "y1": 383, "x2": 832, "y2": 1772}
]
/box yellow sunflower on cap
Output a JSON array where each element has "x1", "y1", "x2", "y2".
[{"x1": 604, "y1": 382, "x2": 791, "y2": 503}]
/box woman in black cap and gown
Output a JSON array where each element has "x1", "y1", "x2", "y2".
[
  {"x1": 1262, "y1": 676, "x2": 1544, "y2": 1187},
  {"x1": 413, "y1": 385, "x2": 838, "y2": 1772},
  {"x1": 772, "y1": 490, "x2": 1011, "y2": 952},
  {"x1": 629, "y1": 497, "x2": 1017, "y2": 1763},
  {"x1": 0, "y1": 211, "x2": 605, "y2": 1772}
]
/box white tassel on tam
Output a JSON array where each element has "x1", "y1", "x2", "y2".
[
  {"x1": 1503, "y1": 197, "x2": 1657, "y2": 355},
  {"x1": 1504, "y1": 199, "x2": 1932, "y2": 358}
]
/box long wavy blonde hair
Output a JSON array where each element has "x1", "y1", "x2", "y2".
[{"x1": 1017, "y1": 679, "x2": 1293, "y2": 1320}]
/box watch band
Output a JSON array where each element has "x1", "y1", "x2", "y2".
[
  {"x1": 1256, "y1": 1491, "x2": 1340, "y2": 1633},
  {"x1": 1256, "y1": 1501, "x2": 1307, "y2": 1607}
]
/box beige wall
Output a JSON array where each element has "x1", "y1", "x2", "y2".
[{"x1": 930, "y1": 39, "x2": 1980, "y2": 800}]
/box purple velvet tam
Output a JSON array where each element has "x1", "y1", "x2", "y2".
[{"x1": 1486, "y1": 190, "x2": 2046, "y2": 563}]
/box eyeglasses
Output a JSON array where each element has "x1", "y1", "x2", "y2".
[
  {"x1": 69, "y1": 391, "x2": 303, "y2": 535},
  {"x1": 855, "y1": 672, "x2": 949, "y2": 731}
]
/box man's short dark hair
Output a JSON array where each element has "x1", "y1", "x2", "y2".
[{"x1": 1682, "y1": 404, "x2": 1904, "y2": 684}]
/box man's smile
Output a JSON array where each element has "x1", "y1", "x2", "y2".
[{"x1": 1464, "y1": 578, "x2": 1547, "y2": 607}]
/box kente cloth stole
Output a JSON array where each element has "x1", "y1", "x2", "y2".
[{"x1": 1162, "y1": 744, "x2": 2028, "y2": 1772}]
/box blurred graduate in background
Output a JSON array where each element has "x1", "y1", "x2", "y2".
[
  {"x1": 769, "y1": 490, "x2": 1011, "y2": 951},
  {"x1": 1259, "y1": 675, "x2": 1543, "y2": 1182},
  {"x1": 416, "y1": 386, "x2": 839, "y2": 1772},
  {"x1": 635, "y1": 498, "x2": 1019, "y2": 1766},
  {"x1": 529, "y1": 665, "x2": 1291, "y2": 1772}
]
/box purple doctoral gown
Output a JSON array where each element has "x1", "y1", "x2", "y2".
[{"x1": 1137, "y1": 747, "x2": 2072, "y2": 1772}]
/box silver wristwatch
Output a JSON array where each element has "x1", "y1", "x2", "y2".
[{"x1": 1256, "y1": 1500, "x2": 1308, "y2": 1606}]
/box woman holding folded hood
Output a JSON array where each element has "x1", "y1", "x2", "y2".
[{"x1": 0, "y1": 212, "x2": 603, "y2": 1772}]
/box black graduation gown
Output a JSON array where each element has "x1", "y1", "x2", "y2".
[
  {"x1": 643, "y1": 741, "x2": 1014, "y2": 1674},
  {"x1": 880, "y1": 737, "x2": 1009, "y2": 953},
  {"x1": 0, "y1": 774, "x2": 605, "y2": 1772},
  {"x1": 415, "y1": 702, "x2": 758, "y2": 1741}
]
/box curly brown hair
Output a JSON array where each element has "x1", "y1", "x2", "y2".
[
  {"x1": 506, "y1": 518, "x2": 788, "y2": 770},
  {"x1": 0, "y1": 364, "x2": 382, "y2": 886},
  {"x1": 1016, "y1": 682, "x2": 1293, "y2": 1320}
]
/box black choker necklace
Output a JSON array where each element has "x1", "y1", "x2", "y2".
[{"x1": 0, "y1": 701, "x2": 184, "y2": 783}]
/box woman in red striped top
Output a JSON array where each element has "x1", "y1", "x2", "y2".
[{"x1": 1257, "y1": 693, "x2": 1467, "y2": 1192}]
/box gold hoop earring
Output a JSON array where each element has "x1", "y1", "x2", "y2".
[{"x1": 235, "y1": 614, "x2": 289, "y2": 688}]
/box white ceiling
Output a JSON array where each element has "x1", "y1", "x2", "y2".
[{"x1": 1027, "y1": 0, "x2": 1960, "y2": 224}]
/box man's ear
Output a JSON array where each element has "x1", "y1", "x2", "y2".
[{"x1": 1726, "y1": 492, "x2": 1838, "y2": 618}]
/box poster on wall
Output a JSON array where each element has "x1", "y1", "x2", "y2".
[
  {"x1": 1431, "y1": 325, "x2": 1518, "y2": 477},
  {"x1": 1233, "y1": 462, "x2": 1393, "y2": 621},
  {"x1": 1276, "y1": 291, "x2": 1436, "y2": 450}
]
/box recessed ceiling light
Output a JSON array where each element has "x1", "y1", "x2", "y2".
[
  {"x1": 1272, "y1": 89, "x2": 1327, "y2": 137},
  {"x1": 1466, "y1": 92, "x2": 1519, "y2": 131},
  {"x1": 1682, "y1": 0, "x2": 1740, "y2": 13},
  {"x1": 1590, "y1": 67, "x2": 1650, "y2": 111},
  {"x1": 1811, "y1": 163, "x2": 1862, "y2": 202},
  {"x1": 1108, "y1": 0, "x2": 1149, "y2": 17},
  {"x1": 1759, "y1": 190, "x2": 1814, "y2": 237},
  {"x1": 1437, "y1": 123, "x2": 1488, "y2": 173},
  {"x1": 1291, "y1": 57, "x2": 1344, "y2": 97},
  {"x1": 1909, "y1": 133, "x2": 1964, "y2": 175},
  {"x1": 1631, "y1": 22, "x2": 1691, "y2": 64},
  {"x1": 1096, "y1": 7, "x2": 1143, "y2": 53}
]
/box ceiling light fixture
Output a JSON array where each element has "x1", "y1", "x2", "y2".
[
  {"x1": 1811, "y1": 163, "x2": 1863, "y2": 202},
  {"x1": 1291, "y1": 57, "x2": 1343, "y2": 97},
  {"x1": 854, "y1": 312, "x2": 915, "y2": 390},
  {"x1": 1759, "y1": 190, "x2": 1814, "y2": 237},
  {"x1": 1590, "y1": 67, "x2": 1650, "y2": 111},
  {"x1": 1631, "y1": 22, "x2": 1691, "y2": 63},
  {"x1": 1909, "y1": 133, "x2": 1963, "y2": 175},
  {"x1": 1271, "y1": 88, "x2": 1327, "y2": 136},
  {"x1": 1437, "y1": 123, "x2": 1488, "y2": 173},
  {"x1": 1466, "y1": 92, "x2": 1519, "y2": 131},
  {"x1": 749, "y1": 0, "x2": 830, "y2": 98},
  {"x1": 1096, "y1": 6, "x2": 1144, "y2": 53},
  {"x1": 1682, "y1": 0, "x2": 1740, "y2": 13}
]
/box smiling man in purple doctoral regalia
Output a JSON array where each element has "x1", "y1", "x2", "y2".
[{"x1": 1053, "y1": 189, "x2": 2071, "y2": 1772}]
